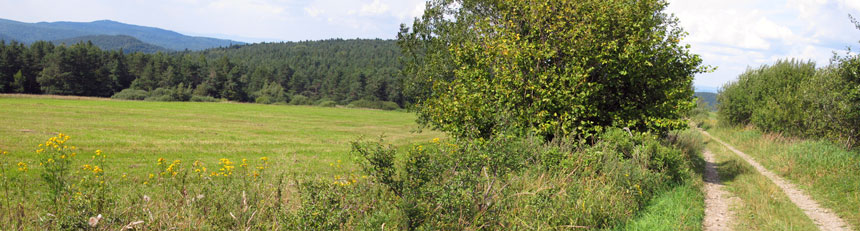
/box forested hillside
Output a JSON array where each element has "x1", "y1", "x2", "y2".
[
  {"x1": 53, "y1": 35, "x2": 169, "y2": 53},
  {"x1": 694, "y1": 92, "x2": 717, "y2": 110},
  {"x1": 0, "y1": 39, "x2": 405, "y2": 108},
  {"x1": 196, "y1": 39, "x2": 403, "y2": 104}
]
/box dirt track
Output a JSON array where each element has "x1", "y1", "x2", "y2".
[
  {"x1": 703, "y1": 149, "x2": 735, "y2": 231},
  {"x1": 701, "y1": 130, "x2": 851, "y2": 231}
]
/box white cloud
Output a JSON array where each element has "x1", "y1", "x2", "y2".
[
  {"x1": 304, "y1": 6, "x2": 324, "y2": 17},
  {"x1": 360, "y1": 0, "x2": 390, "y2": 16},
  {"x1": 667, "y1": 0, "x2": 860, "y2": 90}
]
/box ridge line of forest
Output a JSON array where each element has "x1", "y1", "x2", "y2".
[{"x1": 0, "y1": 39, "x2": 405, "y2": 109}]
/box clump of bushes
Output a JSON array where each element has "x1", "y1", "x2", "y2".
[
  {"x1": 111, "y1": 84, "x2": 193, "y2": 102},
  {"x1": 718, "y1": 57, "x2": 860, "y2": 148},
  {"x1": 252, "y1": 81, "x2": 289, "y2": 104},
  {"x1": 315, "y1": 100, "x2": 337, "y2": 107},
  {"x1": 289, "y1": 95, "x2": 312, "y2": 105},
  {"x1": 110, "y1": 89, "x2": 148, "y2": 100},
  {"x1": 347, "y1": 99, "x2": 400, "y2": 111},
  {"x1": 340, "y1": 128, "x2": 699, "y2": 229}
]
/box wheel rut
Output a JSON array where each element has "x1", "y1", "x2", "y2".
[{"x1": 701, "y1": 130, "x2": 851, "y2": 231}]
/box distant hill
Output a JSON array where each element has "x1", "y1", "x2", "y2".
[
  {"x1": 53, "y1": 35, "x2": 169, "y2": 53},
  {"x1": 694, "y1": 92, "x2": 718, "y2": 110},
  {"x1": 0, "y1": 33, "x2": 13, "y2": 42},
  {"x1": 0, "y1": 18, "x2": 244, "y2": 51}
]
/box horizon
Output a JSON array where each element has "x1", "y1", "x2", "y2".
[{"x1": 2, "y1": 0, "x2": 859, "y2": 90}]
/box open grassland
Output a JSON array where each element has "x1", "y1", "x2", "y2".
[
  {"x1": 0, "y1": 94, "x2": 442, "y2": 176},
  {"x1": 705, "y1": 124, "x2": 860, "y2": 229}
]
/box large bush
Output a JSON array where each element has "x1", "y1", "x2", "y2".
[
  {"x1": 399, "y1": 0, "x2": 706, "y2": 140},
  {"x1": 718, "y1": 57, "x2": 860, "y2": 148},
  {"x1": 717, "y1": 60, "x2": 814, "y2": 134}
]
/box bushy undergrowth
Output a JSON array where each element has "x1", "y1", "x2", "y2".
[
  {"x1": 111, "y1": 84, "x2": 194, "y2": 102},
  {"x1": 718, "y1": 57, "x2": 860, "y2": 148},
  {"x1": 339, "y1": 128, "x2": 700, "y2": 229},
  {"x1": 347, "y1": 99, "x2": 401, "y2": 111},
  {"x1": 0, "y1": 129, "x2": 701, "y2": 230}
]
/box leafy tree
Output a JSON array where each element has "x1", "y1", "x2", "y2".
[
  {"x1": 254, "y1": 81, "x2": 289, "y2": 104},
  {"x1": 399, "y1": 0, "x2": 706, "y2": 139}
]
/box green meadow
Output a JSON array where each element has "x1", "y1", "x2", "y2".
[{"x1": 0, "y1": 94, "x2": 442, "y2": 176}]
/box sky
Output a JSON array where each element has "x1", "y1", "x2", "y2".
[{"x1": 1, "y1": 0, "x2": 859, "y2": 91}]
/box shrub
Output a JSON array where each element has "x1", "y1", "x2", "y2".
[
  {"x1": 253, "y1": 81, "x2": 289, "y2": 104},
  {"x1": 347, "y1": 100, "x2": 401, "y2": 110},
  {"x1": 111, "y1": 89, "x2": 148, "y2": 100},
  {"x1": 289, "y1": 95, "x2": 312, "y2": 105},
  {"x1": 316, "y1": 100, "x2": 337, "y2": 107},
  {"x1": 718, "y1": 57, "x2": 860, "y2": 148},
  {"x1": 348, "y1": 128, "x2": 694, "y2": 229},
  {"x1": 190, "y1": 95, "x2": 218, "y2": 102}
]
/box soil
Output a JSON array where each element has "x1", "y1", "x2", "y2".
[
  {"x1": 703, "y1": 149, "x2": 735, "y2": 231},
  {"x1": 702, "y1": 130, "x2": 851, "y2": 231}
]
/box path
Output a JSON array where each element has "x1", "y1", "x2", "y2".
[
  {"x1": 703, "y1": 149, "x2": 734, "y2": 231},
  {"x1": 701, "y1": 130, "x2": 851, "y2": 231}
]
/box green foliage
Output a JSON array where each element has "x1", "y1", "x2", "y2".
[
  {"x1": 348, "y1": 128, "x2": 698, "y2": 229},
  {"x1": 289, "y1": 94, "x2": 312, "y2": 105},
  {"x1": 694, "y1": 92, "x2": 718, "y2": 111},
  {"x1": 717, "y1": 59, "x2": 814, "y2": 134},
  {"x1": 315, "y1": 100, "x2": 337, "y2": 107},
  {"x1": 110, "y1": 88, "x2": 148, "y2": 100},
  {"x1": 0, "y1": 39, "x2": 404, "y2": 110},
  {"x1": 399, "y1": 0, "x2": 706, "y2": 140},
  {"x1": 190, "y1": 95, "x2": 218, "y2": 102},
  {"x1": 347, "y1": 99, "x2": 401, "y2": 110},
  {"x1": 52, "y1": 35, "x2": 169, "y2": 54},
  {"x1": 718, "y1": 57, "x2": 860, "y2": 148},
  {"x1": 37, "y1": 42, "x2": 113, "y2": 97},
  {"x1": 253, "y1": 81, "x2": 289, "y2": 104}
]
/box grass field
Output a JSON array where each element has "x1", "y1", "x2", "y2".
[{"x1": 0, "y1": 94, "x2": 442, "y2": 176}]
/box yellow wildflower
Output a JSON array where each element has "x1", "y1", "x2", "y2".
[{"x1": 17, "y1": 162, "x2": 28, "y2": 172}]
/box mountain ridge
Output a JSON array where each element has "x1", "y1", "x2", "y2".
[
  {"x1": 52, "y1": 34, "x2": 170, "y2": 53},
  {"x1": 0, "y1": 18, "x2": 244, "y2": 51}
]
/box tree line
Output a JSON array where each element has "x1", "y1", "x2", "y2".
[{"x1": 0, "y1": 39, "x2": 405, "y2": 108}]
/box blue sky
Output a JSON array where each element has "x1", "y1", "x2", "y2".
[{"x1": 1, "y1": 0, "x2": 859, "y2": 91}]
